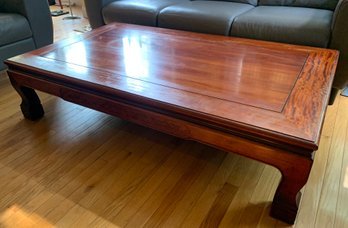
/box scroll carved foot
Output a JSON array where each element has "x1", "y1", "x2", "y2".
[
  {"x1": 270, "y1": 157, "x2": 313, "y2": 224},
  {"x1": 9, "y1": 76, "x2": 44, "y2": 120}
]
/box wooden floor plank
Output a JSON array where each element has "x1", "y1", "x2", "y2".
[
  {"x1": 143, "y1": 146, "x2": 218, "y2": 228},
  {"x1": 160, "y1": 148, "x2": 226, "y2": 227},
  {"x1": 294, "y1": 96, "x2": 340, "y2": 227},
  {"x1": 75, "y1": 128, "x2": 156, "y2": 211},
  {"x1": 219, "y1": 159, "x2": 265, "y2": 227},
  {"x1": 32, "y1": 194, "x2": 75, "y2": 225},
  {"x1": 237, "y1": 165, "x2": 280, "y2": 227},
  {"x1": 123, "y1": 143, "x2": 206, "y2": 228},
  {"x1": 333, "y1": 97, "x2": 348, "y2": 228},
  {"x1": 199, "y1": 183, "x2": 238, "y2": 228},
  {"x1": 179, "y1": 154, "x2": 243, "y2": 227},
  {"x1": 315, "y1": 95, "x2": 348, "y2": 228},
  {"x1": 109, "y1": 142, "x2": 187, "y2": 227},
  {"x1": 92, "y1": 135, "x2": 180, "y2": 222},
  {"x1": 86, "y1": 132, "x2": 171, "y2": 218},
  {"x1": 54, "y1": 204, "x2": 88, "y2": 227}
]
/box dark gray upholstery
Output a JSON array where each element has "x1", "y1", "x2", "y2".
[
  {"x1": 330, "y1": 0, "x2": 348, "y2": 88},
  {"x1": 103, "y1": 0, "x2": 189, "y2": 26},
  {"x1": 0, "y1": 0, "x2": 53, "y2": 70},
  {"x1": 0, "y1": 39, "x2": 35, "y2": 71},
  {"x1": 0, "y1": 13, "x2": 32, "y2": 46},
  {"x1": 230, "y1": 6, "x2": 333, "y2": 47},
  {"x1": 84, "y1": 0, "x2": 119, "y2": 29},
  {"x1": 159, "y1": 1, "x2": 254, "y2": 35},
  {"x1": 196, "y1": 0, "x2": 258, "y2": 5}
]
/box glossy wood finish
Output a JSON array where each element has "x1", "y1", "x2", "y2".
[{"x1": 5, "y1": 22, "x2": 339, "y2": 224}]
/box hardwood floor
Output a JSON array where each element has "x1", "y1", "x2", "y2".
[
  {"x1": 0, "y1": 6, "x2": 347, "y2": 228},
  {"x1": 50, "y1": 5, "x2": 89, "y2": 41}
]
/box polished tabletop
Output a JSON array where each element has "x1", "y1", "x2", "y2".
[{"x1": 7, "y1": 23, "x2": 339, "y2": 153}]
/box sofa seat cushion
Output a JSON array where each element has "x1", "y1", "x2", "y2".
[
  {"x1": 0, "y1": 13, "x2": 32, "y2": 46},
  {"x1": 230, "y1": 6, "x2": 333, "y2": 47},
  {"x1": 102, "y1": 0, "x2": 189, "y2": 26},
  {"x1": 159, "y1": 1, "x2": 254, "y2": 35}
]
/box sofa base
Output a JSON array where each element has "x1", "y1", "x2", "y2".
[{"x1": 329, "y1": 87, "x2": 339, "y2": 105}]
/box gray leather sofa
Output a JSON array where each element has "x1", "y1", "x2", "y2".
[
  {"x1": 0, "y1": 0, "x2": 53, "y2": 70},
  {"x1": 84, "y1": 0, "x2": 348, "y2": 103}
]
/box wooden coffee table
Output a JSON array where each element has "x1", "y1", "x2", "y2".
[{"x1": 5, "y1": 23, "x2": 338, "y2": 224}]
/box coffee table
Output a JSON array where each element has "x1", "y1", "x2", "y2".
[{"x1": 5, "y1": 23, "x2": 338, "y2": 224}]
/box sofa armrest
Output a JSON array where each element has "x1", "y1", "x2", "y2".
[
  {"x1": 329, "y1": 0, "x2": 348, "y2": 89},
  {"x1": 84, "y1": 0, "x2": 118, "y2": 29},
  {"x1": 0, "y1": 0, "x2": 53, "y2": 48}
]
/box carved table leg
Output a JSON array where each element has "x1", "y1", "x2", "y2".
[
  {"x1": 270, "y1": 156, "x2": 313, "y2": 224},
  {"x1": 9, "y1": 76, "x2": 44, "y2": 120}
]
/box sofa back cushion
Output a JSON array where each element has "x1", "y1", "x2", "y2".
[
  {"x1": 196, "y1": 0, "x2": 258, "y2": 6},
  {"x1": 0, "y1": 13, "x2": 32, "y2": 46},
  {"x1": 259, "y1": 0, "x2": 339, "y2": 10}
]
